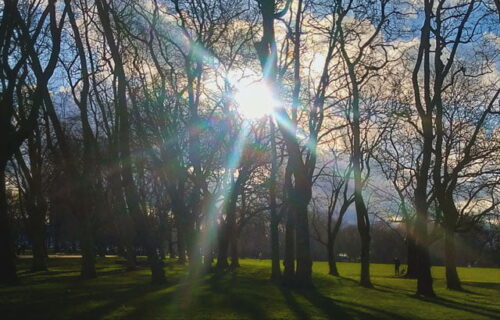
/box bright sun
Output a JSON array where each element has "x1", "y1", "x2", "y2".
[{"x1": 233, "y1": 81, "x2": 276, "y2": 119}]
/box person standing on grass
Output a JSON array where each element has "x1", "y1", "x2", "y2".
[{"x1": 394, "y1": 257, "x2": 401, "y2": 276}]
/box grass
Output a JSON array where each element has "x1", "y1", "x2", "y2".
[{"x1": 0, "y1": 257, "x2": 499, "y2": 319}]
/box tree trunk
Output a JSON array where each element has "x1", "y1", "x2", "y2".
[
  {"x1": 174, "y1": 215, "x2": 187, "y2": 264},
  {"x1": 444, "y1": 226, "x2": 461, "y2": 290},
  {"x1": 96, "y1": 0, "x2": 165, "y2": 285},
  {"x1": 0, "y1": 162, "x2": 18, "y2": 284},
  {"x1": 270, "y1": 213, "x2": 281, "y2": 279},
  {"x1": 216, "y1": 221, "x2": 230, "y2": 270},
  {"x1": 359, "y1": 229, "x2": 371, "y2": 287},
  {"x1": 80, "y1": 217, "x2": 97, "y2": 279},
  {"x1": 405, "y1": 233, "x2": 418, "y2": 279},
  {"x1": 414, "y1": 129, "x2": 435, "y2": 297},
  {"x1": 269, "y1": 118, "x2": 281, "y2": 280},
  {"x1": 282, "y1": 206, "x2": 296, "y2": 285},
  {"x1": 30, "y1": 211, "x2": 47, "y2": 272},
  {"x1": 177, "y1": 223, "x2": 187, "y2": 264},
  {"x1": 414, "y1": 201, "x2": 434, "y2": 296},
  {"x1": 295, "y1": 200, "x2": 313, "y2": 288},
  {"x1": 230, "y1": 232, "x2": 239, "y2": 269},
  {"x1": 167, "y1": 223, "x2": 175, "y2": 259},
  {"x1": 327, "y1": 238, "x2": 339, "y2": 276},
  {"x1": 109, "y1": 162, "x2": 136, "y2": 270}
]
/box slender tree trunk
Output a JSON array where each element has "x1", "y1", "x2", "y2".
[
  {"x1": 327, "y1": 238, "x2": 339, "y2": 276},
  {"x1": 282, "y1": 206, "x2": 296, "y2": 285},
  {"x1": 269, "y1": 118, "x2": 281, "y2": 280},
  {"x1": 0, "y1": 161, "x2": 18, "y2": 284},
  {"x1": 109, "y1": 159, "x2": 136, "y2": 269},
  {"x1": 351, "y1": 73, "x2": 372, "y2": 288}
]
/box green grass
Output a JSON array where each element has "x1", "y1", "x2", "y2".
[{"x1": 0, "y1": 257, "x2": 499, "y2": 319}]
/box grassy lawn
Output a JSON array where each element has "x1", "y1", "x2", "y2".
[{"x1": 0, "y1": 257, "x2": 499, "y2": 319}]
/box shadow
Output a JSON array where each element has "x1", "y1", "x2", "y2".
[
  {"x1": 278, "y1": 286, "x2": 311, "y2": 320},
  {"x1": 276, "y1": 283, "x2": 405, "y2": 320},
  {"x1": 463, "y1": 281, "x2": 500, "y2": 291},
  {"x1": 305, "y1": 288, "x2": 413, "y2": 320},
  {"x1": 205, "y1": 271, "x2": 270, "y2": 319},
  {"x1": 411, "y1": 294, "x2": 499, "y2": 319}
]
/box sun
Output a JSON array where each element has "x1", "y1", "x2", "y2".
[{"x1": 233, "y1": 81, "x2": 276, "y2": 119}]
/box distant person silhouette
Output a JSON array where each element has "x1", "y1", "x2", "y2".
[{"x1": 393, "y1": 257, "x2": 401, "y2": 276}]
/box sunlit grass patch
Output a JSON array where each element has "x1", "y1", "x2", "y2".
[{"x1": 0, "y1": 257, "x2": 498, "y2": 320}]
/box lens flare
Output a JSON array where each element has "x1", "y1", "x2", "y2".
[{"x1": 233, "y1": 81, "x2": 276, "y2": 119}]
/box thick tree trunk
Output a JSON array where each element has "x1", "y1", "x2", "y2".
[
  {"x1": 353, "y1": 145, "x2": 372, "y2": 287},
  {"x1": 295, "y1": 201, "x2": 313, "y2": 288},
  {"x1": 0, "y1": 162, "x2": 18, "y2": 284},
  {"x1": 359, "y1": 230, "x2": 371, "y2": 287},
  {"x1": 414, "y1": 205, "x2": 434, "y2": 296},
  {"x1": 80, "y1": 217, "x2": 97, "y2": 279},
  {"x1": 230, "y1": 232, "x2": 239, "y2": 269},
  {"x1": 30, "y1": 212, "x2": 48, "y2": 272},
  {"x1": 167, "y1": 224, "x2": 175, "y2": 259},
  {"x1": 186, "y1": 221, "x2": 202, "y2": 267},
  {"x1": 177, "y1": 226, "x2": 187, "y2": 264},
  {"x1": 405, "y1": 233, "x2": 418, "y2": 279},
  {"x1": 444, "y1": 226, "x2": 461, "y2": 290},
  {"x1": 414, "y1": 131, "x2": 435, "y2": 297},
  {"x1": 216, "y1": 222, "x2": 230, "y2": 270}
]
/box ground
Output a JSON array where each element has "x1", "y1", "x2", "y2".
[{"x1": 0, "y1": 257, "x2": 499, "y2": 320}]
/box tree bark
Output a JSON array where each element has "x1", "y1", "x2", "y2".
[
  {"x1": 80, "y1": 217, "x2": 97, "y2": 279},
  {"x1": 230, "y1": 231, "x2": 240, "y2": 269},
  {"x1": 282, "y1": 166, "x2": 295, "y2": 285},
  {"x1": 29, "y1": 208, "x2": 48, "y2": 272},
  {"x1": 444, "y1": 225, "x2": 461, "y2": 290},
  {"x1": 269, "y1": 118, "x2": 281, "y2": 280},
  {"x1": 327, "y1": 238, "x2": 339, "y2": 276},
  {"x1": 0, "y1": 161, "x2": 18, "y2": 284},
  {"x1": 176, "y1": 217, "x2": 187, "y2": 264},
  {"x1": 405, "y1": 232, "x2": 418, "y2": 279},
  {"x1": 216, "y1": 221, "x2": 230, "y2": 270},
  {"x1": 295, "y1": 199, "x2": 312, "y2": 288}
]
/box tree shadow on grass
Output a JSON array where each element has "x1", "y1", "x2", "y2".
[
  {"x1": 290, "y1": 286, "x2": 411, "y2": 320},
  {"x1": 206, "y1": 270, "x2": 271, "y2": 319},
  {"x1": 462, "y1": 281, "x2": 500, "y2": 291},
  {"x1": 16, "y1": 267, "x2": 130, "y2": 286},
  {"x1": 411, "y1": 294, "x2": 499, "y2": 319},
  {"x1": 278, "y1": 286, "x2": 312, "y2": 320},
  {"x1": 81, "y1": 268, "x2": 271, "y2": 320}
]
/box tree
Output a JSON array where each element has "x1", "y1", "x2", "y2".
[
  {"x1": 95, "y1": 0, "x2": 166, "y2": 284},
  {"x1": 0, "y1": 0, "x2": 65, "y2": 284}
]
